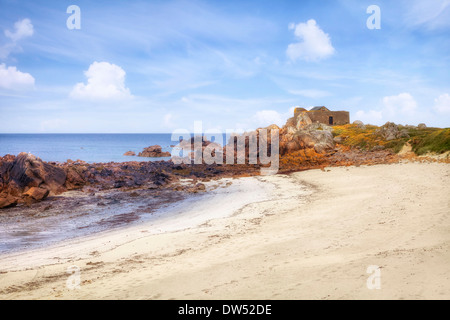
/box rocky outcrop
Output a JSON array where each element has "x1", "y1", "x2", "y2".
[
  {"x1": 123, "y1": 151, "x2": 136, "y2": 156},
  {"x1": 375, "y1": 122, "x2": 410, "y2": 141},
  {"x1": 0, "y1": 153, "x2": 67, "y2": 208},
  {"x1": 279, "y1": 113, "x2": 335, "y2": 155},
  {"x1": 418, "y1": 123, "x2": 427, "y2": 129},
  {"x1": 138, "y1": 145, "x2": 171, "y2": 158},
  {"x1": 0, "y1": 153, "x2": 66, "y2": 196}
]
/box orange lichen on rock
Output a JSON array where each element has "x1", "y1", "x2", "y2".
[{"x1": 280, "y1": 148, "x2": 327, "y2": 171}]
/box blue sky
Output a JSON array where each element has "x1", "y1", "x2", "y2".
[{"x1": 0, "y1": 0, "x2": 449, "y2": 133}]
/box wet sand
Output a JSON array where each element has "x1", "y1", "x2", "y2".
[{"x1": 0, "y1": 162, "x2": 449, "y2": 299}]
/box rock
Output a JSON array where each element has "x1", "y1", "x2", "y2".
[
  {"x1": 23, "y1": 187, "x2": 50, "y2": 201},
  {"x1": 375, "y1": 122, "x2": 401, "y2": 141},
  {"x1": 353, "y1": 120, "x2": 366, "y2": 129},
  {"x1": 64, "y1": 166, "x2": 86, "y2": 190},
  {"x1": 1, "y1": 152, "x2": 67, "y2": 196},
  {"x1": 196, "y1": 183, "x2": 206, "y2": 191},
  {"x1": 261, "y1": 124, "x2": 281, "y2": 133},
  {"x1": 418, "y1": 123, "x2": 427, "y2": 129},
  {"x1": 309, "y1": 130, "x2": 335, "y2": 153},
  {"x1": 0, "y1": 194, "x2": 18, "y2": 209},
  {"x1": 399, "y1": 129, "x2": 410, "y2": 139},
  {"x1": 123, "y1": 151, "x2": 136, "y2": 156},
  {"x1": 308, "y1": 123, "x2": 333, "y2": 131},
  {"x1": 138, "y1": 145, "x2": 171, "y2": 157},
  {"x1": 278, "y1": 115, "x2": 335, "y2": 156},
  {"x1": 333, "y1": 136, "x2": 344, "y2": 144},
  {"x1": 294, "y1": 113, "x2": 313, "y2": 130}
]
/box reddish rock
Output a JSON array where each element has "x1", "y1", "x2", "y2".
[
  {"x1": 64, "y1": 166, "x2": 86, "y2": 190},
  {"x1": 1, "y1": 153, "x2": 66, "y2": 196},
  {"x1": 23, "y1": 187, "x2": 49, "y2": 201},
  {"x1": 123, "y1": 151, "x2": 136, "y2": 156},
  {"x1": 0, "y1": 194, "x2": 18, "y2": 209},
  {"x1": 138, "y1": 145, "x2": 171, "y2": 157}
]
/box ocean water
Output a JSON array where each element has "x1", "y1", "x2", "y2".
[
  {"x1": 0, "y1": 134, "x2": 176, "y2": 163},
  {"x1": 0, "y1": 133, "x2": 230, "y2": 163}
]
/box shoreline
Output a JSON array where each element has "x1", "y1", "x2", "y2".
[
  {"x1": 0, "y1": 176, "x2": 281, "y2": 271},
  {"x1": 0, "y1": 161, "x2": 449, "y2": 299}
]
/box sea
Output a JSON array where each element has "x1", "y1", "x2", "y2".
[
  {"x1": 0, "y1": 133, "x2": 229, "y2": 162},
  {"x1": 0, "y1": 133, "x2": 176, "y2": 162}
]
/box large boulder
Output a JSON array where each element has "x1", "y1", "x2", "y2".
[
  {"x1": 293, "y1": 113, "x2": 313, "y2": 130},
  {"x1": 279, "y1": 114, "x2": 335, "y2": 156},
  {"x1": 309, "y1": 130, "x2": 335, "y2": 153},
  {"x1": 375, "y1": 122, "x2": 401, "y2": 141},
  {"x1": 418, "y1": 123, "x2": 427, "y2": 129},
  {"x1": 0, "y1": 153, "x2": 68, "y2": 208},
  {"x1": 1, "y1": 153, "x2": 66, "y2": 196},
  {"x1": 353, "y1": 120, "x2": 366, "y2": 129}
]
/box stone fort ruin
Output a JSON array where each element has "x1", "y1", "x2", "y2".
[{"x1": 294, "y1": 106, "x2": 349, "y2": 126}]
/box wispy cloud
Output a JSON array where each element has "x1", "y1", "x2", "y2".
[
  {"x1": 1, "y1": 18, "x2": 34, "y2": 59},
  {"x1": 288, "y1": 89, "x2": 331, "y2": 99},
  {"x1": 403, "y1": 0, "x2": 450, "y2": 30}
]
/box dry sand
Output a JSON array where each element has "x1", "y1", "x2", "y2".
[{"x1": 0, "y1": 162, "x2": 449, "y2": 300}]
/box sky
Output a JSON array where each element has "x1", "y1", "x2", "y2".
[{"x1": 0, "y1": 0, "x2": 449, "y2": 133}]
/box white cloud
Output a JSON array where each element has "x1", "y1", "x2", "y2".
[
  {"x1": 70, "y1": 61, "x2": 132, "y2": 100},
  {"x1": 382, "y1": 93, "x2": 418, "y2": 118},
  {"x1": 254, "y1": 110, "x2": 284, "y2": 127},
  {"x1": 354, "y1": 110, "x2": 383, "y2": 124},
  {"x1": 286, "y1": 19, "x2": 335, "y2": 62},
  {"x1": 434, "y1": 93, "x2": 450, "y2": 114},
  {"x1": 288, "y1": 89, "x2": 330, "y2": 98},
  {"x1": 355, "y1": 93, "x2": 421, "y2": 125},
  {"x1": 0, "y1": 63, "x2": 35, "y2": 90},
  {"x1": 5, "y1": 18, "x2": 34, "y2": 42}
]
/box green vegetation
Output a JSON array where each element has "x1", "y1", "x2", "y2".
[
  {"x1": 333, "y1": 124, "x2": 450, "y2": 155},
  {"x1": 410, "y1": 128, "x2": 450, "y2": 155}
]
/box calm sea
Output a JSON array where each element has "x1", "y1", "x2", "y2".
[{"x1": 0, "y1": 134, "x2": 176, "y2": 163}]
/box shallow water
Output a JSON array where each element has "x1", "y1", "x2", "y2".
[{"x1": 0, "y1": 188, "x2": 199, "y2": 255}]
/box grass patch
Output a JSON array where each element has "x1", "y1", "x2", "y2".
[
  {"x1": 410, "y1": 128, "x2": 450, "y2": 155},
  {"x1": 384, "y1": 139, "x2": 408, "y2": 153},
  {"x1": 333, "y1": 124, "x2": 450, "y2": 155}
]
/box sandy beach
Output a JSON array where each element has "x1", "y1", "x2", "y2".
[{"x1": 0, "y1": 162, "x2": 449, "y2": 300}]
